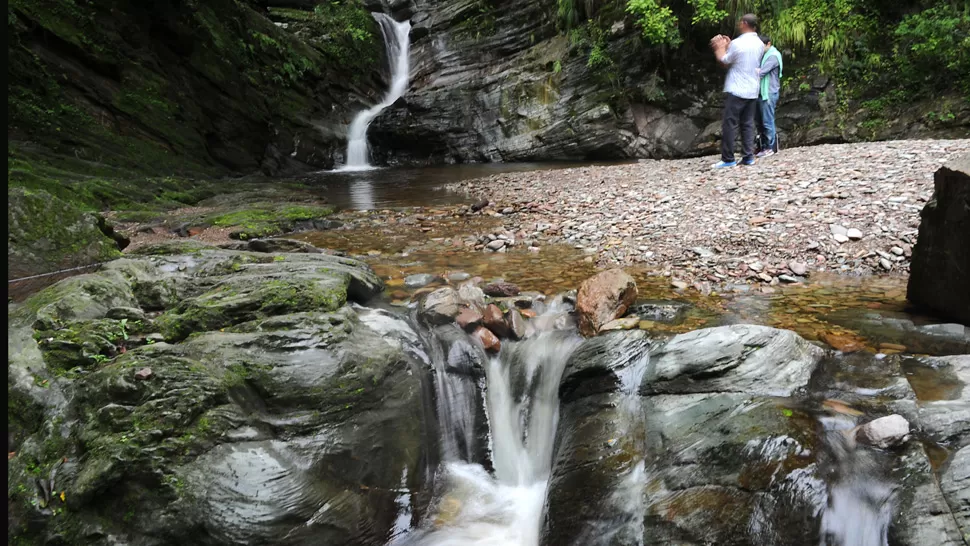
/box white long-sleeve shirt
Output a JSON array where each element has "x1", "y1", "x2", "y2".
[{"x1": 721, "y1": 31, "x2": 763, "y2": 100}]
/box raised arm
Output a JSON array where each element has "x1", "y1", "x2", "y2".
[{"x1": 710, "y1": 35, "x2": 732, "y2": 67}]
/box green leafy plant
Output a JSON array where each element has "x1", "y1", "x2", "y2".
[{"x1": 625, "y1": 0, "x2": 681, "y2": 46}]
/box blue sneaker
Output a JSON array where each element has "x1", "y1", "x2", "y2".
[
  {"x1": 741, "y1": 157, "x2": 756, "y2": 166},
  {"x1": 713, "y1": 160, "x2": 737, "y2": 169}
]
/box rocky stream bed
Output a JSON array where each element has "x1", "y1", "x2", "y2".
[{"x1": 7, "y1": 237, "x2": 969, "y2": 546}]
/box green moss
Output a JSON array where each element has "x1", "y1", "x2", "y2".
[
  {"x1": 33, "y1": 318, "x2": 131, "y2": 371},
  {"x1": 267, "y1": 1, "x2": 380, "y2": 80},
  {"x1": 156, "y1": 278, "x2": 348, "y2": 341},
  {"x1": 209, "y1": 204, "x2": 335, "y2": 240}
]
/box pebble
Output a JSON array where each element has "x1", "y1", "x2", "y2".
[
  {"x1": 879, "y1": 258, "x2": 893, "y2": 270},
  {"x1": 134, "y1": 367, "x2": 154, "y2": 381},
  {"x1": 432, "y1": 141, "x2": 969, "y2": 286},
  {"x1": 486, "y1": 239, "x2": 506, "y2": 251}
]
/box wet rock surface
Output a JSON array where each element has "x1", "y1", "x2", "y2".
[
  {"x1": 8, "y1": 188, "x2": 122, "y2": 280},
  {"x1": 8, "y1": 245, "x2": 970, "y2": 546},
  {"x1": 7, "y1": 242, "x2": 428, "y2": 546},
  {"x1": 545, "y1": 322, "x2": 970, "y2": 546}
]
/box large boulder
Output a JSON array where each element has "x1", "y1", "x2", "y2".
[
  {"x1": 7, "y1": 243, "x2": 424, "y2": 546},
  {"x1": 575, "y1": 269, "x2": 638, "y2": 337},
  {"x1": 545, "y1": 325, "x2": 967, "y2": 545},
  {"x1": 546, "y1": 326, "x2": 826, "y2": 546},
  {"x1": 7, "y1": 188, "x2": 122, "y2": 281},
  {"x1": 908, "y1": 155, "x2": 970, "y2": 324}
]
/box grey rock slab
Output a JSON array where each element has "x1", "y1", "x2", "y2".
[
  {"x1": 640, "y1": 325, "x2": 824, "y2": 397},
  {"x1": 940, "y1": 446, "x2": 970, "y2": 540}
]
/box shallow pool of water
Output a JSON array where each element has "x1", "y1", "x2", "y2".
[{"x1": 296, "y1": 161, "x2": 633, "y2": 210}]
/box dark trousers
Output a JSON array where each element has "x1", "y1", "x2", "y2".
[{"x1": 721, "y1": 93, "x2": 757, "y2": 163}]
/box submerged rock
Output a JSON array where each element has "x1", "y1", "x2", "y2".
[
  {"x1": 483, "y1": 281, "x2": 520, "y2": 297},
  {"x1": 908, "y1": 155, "x2": 970, "y2": 323},
  {"x1": 406, "y1": 273, "x2": 438, "y2": 288},
  {"x1": 575, "y1": 269, "x2": 638, "y2": 337}
]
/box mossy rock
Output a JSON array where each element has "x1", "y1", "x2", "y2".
[
  {"x1": 32, "y1": 319, "x2": 133, "y2": 372},
  {"x1": 155, "y1": 277, "x2": 348, "y2": 341},
  {"x1": 8, "y1": 188, "x2": 122, "y2": 281},
  {"x1": 209, "y1": 203, "x2": 336, "y2": 240}
]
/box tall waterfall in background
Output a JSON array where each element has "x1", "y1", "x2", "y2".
[{"x1": 341, "y1": 15, "x2": 411, "y2": 171}]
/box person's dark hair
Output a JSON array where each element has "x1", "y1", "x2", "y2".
[
  {"x1": 760, "y1": 34, "x2": 771, "y2": 45},
  {"x1": 741, "y1": 13, "x2": 759, "y2": 32}
]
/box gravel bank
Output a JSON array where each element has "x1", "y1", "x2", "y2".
[{"x1": 446, "y1": 140, "x2": 970, "y2": 288}]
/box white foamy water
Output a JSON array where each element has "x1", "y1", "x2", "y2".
[
  {"x1": 408, "y1": 330, "x2": 583, "y2": 546},
  {"x1": 340, "y1": 15, "x2": 411, "y2": 171}
]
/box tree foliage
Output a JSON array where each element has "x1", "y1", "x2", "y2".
[{"x1": 559, "y1": 0, "x2": 969, "y2": 96}]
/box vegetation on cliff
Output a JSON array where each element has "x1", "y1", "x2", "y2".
[
  {"x1": 7, "y1": 0, "x2": 382, "y2": 192},
  {"x1": 556, "y1": 0, "x2": 969, "y2": 106}
]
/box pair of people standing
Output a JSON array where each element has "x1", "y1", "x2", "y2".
[{"x1": 710, "y1": 14, "x2": 782, "y2": 168}]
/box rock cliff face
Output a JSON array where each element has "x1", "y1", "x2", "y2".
[
  {"x1": 908, "y1": 155, "x2": 970, "y2": 324},
  {"x1": 8, "y1": 0, "x2": 389, "y2": 175},
  {"x1": 7, "y1": 0, "x2": 968, "y2": 174},
  {"x1": 369, "y1": 0, "x2": 969, "y2": 165}
]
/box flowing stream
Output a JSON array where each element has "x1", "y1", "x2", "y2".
[
  {"x1": 341, "y1": 14, "x2": 411, "y2": 171},
  {"x1": 402, "y1": 301, "x2": 585, "y2": 546}
]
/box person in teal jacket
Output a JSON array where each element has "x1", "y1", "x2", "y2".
[{"x1": 757, "y1": 35, "x2": 782, "y2": 156}]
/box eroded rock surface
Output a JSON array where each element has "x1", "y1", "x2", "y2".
[{"x1": 7, "y1": 243, "x2": 431, "y2": 546}]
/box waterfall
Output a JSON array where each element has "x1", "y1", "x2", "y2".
[
  {"x1": 402, "y1": 328, "x2": 584, "y2": 546},
  {"x1": 816, "y1": 415, "x2": 896, "y2": 546},
  {"x1": 341, "y1": 14, "x2": 411, "y2": 171}
]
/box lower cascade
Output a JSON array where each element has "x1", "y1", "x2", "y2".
[
  {"x1": 405, "y1": 324, "x2": 585, "y2": 546},
  {"x1": 341, "y1": 14, "x2": 411, "y2": 171}
]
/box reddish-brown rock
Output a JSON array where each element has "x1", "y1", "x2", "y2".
[
  {"x1": 484, "y1": 281, "x2": 521, "y2": 297},
  {"x1": 472, "y1": 326, "x2": 501, "y2": 353},
  {"x1": 456, "y1": 306, "x2": 484, "y2": 332},
  {"x1": 575, "y1": 269, "x2": 638, "y2": 337},
  {"x1": 483, "y1": 304, "x2": 510, "y2": 338},
  {"x1": 134, "y1": 367, "x2": 154, "y2": 381}
]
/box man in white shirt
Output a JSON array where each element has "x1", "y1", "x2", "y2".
[{"x1": 710, "y1": 14, "x2": 764, "y2": 168}]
